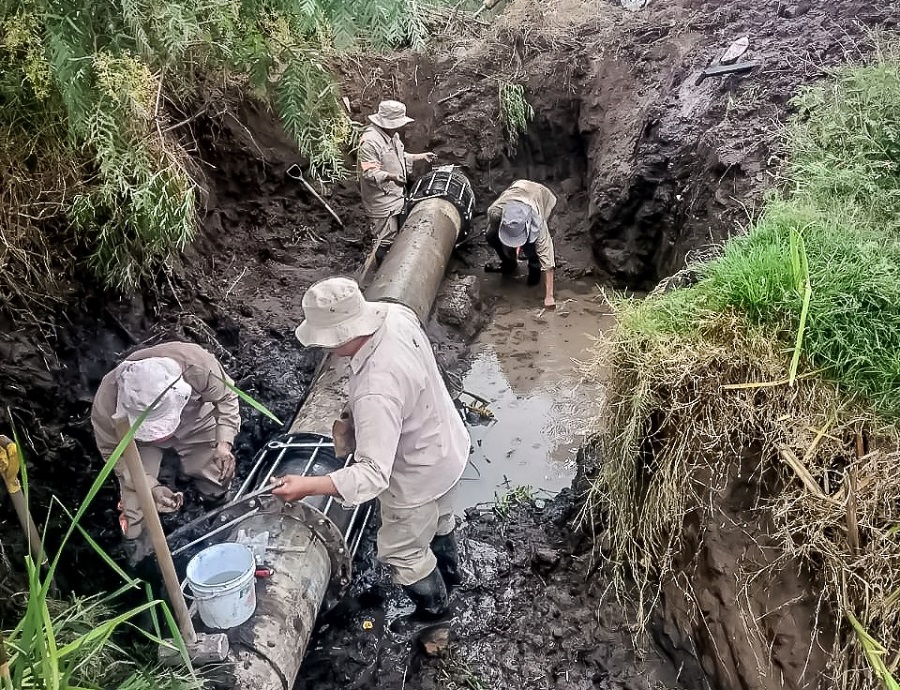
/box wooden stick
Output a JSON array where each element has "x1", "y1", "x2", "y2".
[{"x1": 115, "y1": 419, "x2": 197, "y2": 645}]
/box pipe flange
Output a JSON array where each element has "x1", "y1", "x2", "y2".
[{"x1": 280, "y1": 500, "x2": 353, "y2": 593}]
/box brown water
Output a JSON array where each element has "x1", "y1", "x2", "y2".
[{"x1": 454, "y1": 277, "x2": 614, "y2": 512}]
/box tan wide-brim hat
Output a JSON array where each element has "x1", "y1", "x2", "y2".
[
  {"x1": 115, "y1": 357, "x2": 192, "y2": 442},
  {"x1": 368, "y1": 100, "x2": 414, "y2": 129},
  {"x1": 295, "y1": 277, "x2": 387, "y2": 348}
]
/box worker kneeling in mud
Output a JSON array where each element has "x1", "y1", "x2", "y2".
[
  {"x1": 91, "y1": 342, "x2": 240, "y2": 565},
  {"x1": 273, "y1": 277, "x2": 468, "y2": 624},
  {"x1": 486, "y1": 179, "x2": 558, "y2": 309}
]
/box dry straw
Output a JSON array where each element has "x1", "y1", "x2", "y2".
[{"x1": 580, "y1": 305, "x2": 900, "y2": 689}]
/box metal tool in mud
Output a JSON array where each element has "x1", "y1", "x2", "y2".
[
  {"x1": 0, "y1": 436, "x2": 47, "y2": 567},
  {"x1": 455, "y1": 390, "x2": 496, "y2": 424},
  {"x1": 115, "y1": 420, "x2": 229, "y2": 666},
  {"x1": 286, "y1": 163, "x2": 344, "y2": 227},
  {"x1": 695, "y1": 60, "x2": 760, "y2": 86},
  {"x1": 165, "y1": 482, "x2": 276, "y2": 547}
]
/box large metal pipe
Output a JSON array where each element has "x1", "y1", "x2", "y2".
[{"x1": 223, "y1": 169, "x2": 473, "y2": 689}]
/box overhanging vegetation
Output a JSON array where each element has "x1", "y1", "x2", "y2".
[
  {"x1": 583, "y1": 46, "x2": 900, "y2": 689},
  {"x1": 0, "y1": 0, "x2": 449, "y2": 310}
]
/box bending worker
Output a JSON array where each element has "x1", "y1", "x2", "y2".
[
  {"x1": 91, "y1": 342, "x2": 240, "y2": 564},
  {"x1": 358, "y1": 100, "x2": 436, "y2": 265},
  {"x1": 273, "y1": 277, "x2": 468, "y2": 622},
  {"x1": 486, "y1": 179, "x2": 558, "y2": 308}
]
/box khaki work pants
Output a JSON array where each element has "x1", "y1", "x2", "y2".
[
  {"x1": 368, "y1": 215, "x2": 400, "y2": 249},
  {"x1": 114, "y1": 419, "x2": 227, "y2": 539},
  {"x1": 377, "y1": 483, "x2": 458, "y2": 586}
]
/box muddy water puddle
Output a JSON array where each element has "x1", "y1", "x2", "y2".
[{"x1": 454, "y1": 278, "x2": 613, "y2": 512}]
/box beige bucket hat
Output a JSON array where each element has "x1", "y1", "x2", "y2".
[
  {"x1": 295, "y1": 277, "x2": 387, "y2": 348},
  {"x1": 115, "y1": 357, "x2": 192, "y2": 442},
  {"x1": 368, "y1": 100, "x2": 414, "y2": 129}
]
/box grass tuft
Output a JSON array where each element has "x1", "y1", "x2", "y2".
[{"x1": 580, "y1": 44, "x2": 900, "y2": 690}]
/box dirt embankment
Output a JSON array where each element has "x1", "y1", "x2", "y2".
[{"x1": 0, "y1": 0, "x2": 895, "y2": 685}]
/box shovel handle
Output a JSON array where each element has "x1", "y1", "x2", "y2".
[{"x1": 115, "y1": 419, "x2": 197, "y2": 645}]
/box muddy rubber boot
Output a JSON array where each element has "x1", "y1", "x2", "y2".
[
  {"x1": 389, "y1": 567, "x2": 451, "y2": 639},
  {"x1": 404, "y1": 567, "x2": 450, "y2": 619},
  {"x1": 430, "y1": 531, "x2": 462, "y2": 588}
]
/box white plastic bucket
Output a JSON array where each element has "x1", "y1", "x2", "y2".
[{"x1": 186, "y1": 542, "x2": 257, "y2": 629}]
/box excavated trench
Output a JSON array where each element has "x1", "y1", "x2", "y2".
[{"x1": 1, "y1": 1, "x2": 893, "y2": 688}]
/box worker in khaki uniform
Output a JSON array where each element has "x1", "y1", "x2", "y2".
[
  {"x1": 358, "y1": 100, "x2": 436, "y2": 264},
  {"x1": 91, "y1": 342, "x2": 241, "y2": 564},
  {"x1": 273, "y1": 277, "x2": 468, "y2": 622},
  {"x1": 486, "y1": 179, "x2": 558, "y2": 309}
]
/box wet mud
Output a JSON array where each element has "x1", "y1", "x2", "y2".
[{"x1": 296, "y1": 494, "x2": 683, "y2": 690}]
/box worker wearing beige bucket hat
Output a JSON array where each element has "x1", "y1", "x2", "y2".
[
  {"x1": 275, "y1": 277, "x2": 468, "y2": 624},
  {"x1": 91, "y1": 342, "x2": 241, "y2": 564},
  {"x1": 358, "y1": 100, "x2": 437, "y2": 269}
]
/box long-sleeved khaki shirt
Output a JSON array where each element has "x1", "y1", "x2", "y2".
[
  {"x1": 91, "y1": 342, "x2": 240, "y2": 461},
  {"x1": 329, "y1": 304, "x2": 469, "y2": 509},
  {"x1": 357, "y1": 124, "x2": 416, "y2": 219},
  {"x1": 487, "y1": 180, "x2": 558, "y2": 270}
]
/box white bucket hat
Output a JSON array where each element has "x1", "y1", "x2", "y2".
[
  {"x1": 368, "y1": 100, "x2": 414, "y2": 129},
  {"x1": 498, "y1": 201, "x2": 540, "y2": 248},
  {"x1": 295, "y1": 277, "x2": 387, "y2": 348},
  {"x1": 115, "y1": 357, "x2": 192, "y2": 442}
]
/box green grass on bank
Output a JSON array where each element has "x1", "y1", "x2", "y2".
[{"x1": 620, "y1": 48, "x2": 900, "y2": 416}]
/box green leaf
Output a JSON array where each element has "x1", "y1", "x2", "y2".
[{"x1": 218, "y1": 376, "x2": 284, "y2": 425}]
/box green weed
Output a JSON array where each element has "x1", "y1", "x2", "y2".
[
  {"x1": 493, "y1": 484, "x2": 533, "y2": 521},
  {"x1": 1, "y1": 0, "x2": 448, "y2": 308},
  {"x1": 2, "y1": 402, "x2": 197, "y2": 689},
  {"x1": 498, "y1": 81, "x2": 534, "y2": 152},
  {"x1": 616, "y1": 52, "x2": 900, "y2": 418}
]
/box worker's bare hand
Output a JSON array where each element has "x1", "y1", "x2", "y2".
[
  {"x1": 213, "y1": 442, "x2": 236, "y2": 483},
  {"x1": 151, "y1": 485, "x2": 184, "y2": 513},
  {"x1": 543, "y1": 296, "x2": 556, "y2": 310},
  {"x1": 420, "y1": 152, "x2": 437, "y2": 163},
  {"x1": 270, "y1": 475, "x2": 315, "y2": 502}
]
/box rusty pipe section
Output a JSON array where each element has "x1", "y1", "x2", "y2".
[{"x1": 225, "y1": 168, "x2": 472, "y2": 690}]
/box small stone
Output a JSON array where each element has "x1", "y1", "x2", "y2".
[
  {"x1": 418, "y1": 626, "x2": 451, "y2": 657},
  {"x1": 779, "y1": 1, "x2": 810, "y2": 17},
  {"x1": 531, "y1": 548, "x2": 561, "y2": 574}
]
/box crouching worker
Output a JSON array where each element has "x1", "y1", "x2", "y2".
[
  {"x1": 91, "y1": 342, "x2": 240, "y2": 565},
  {"x1": 273, "y1": 277, "x2": 468, "y2": 623},
  {"x1": 486, "y1": 179, "x2": 558, "y2": 309}
]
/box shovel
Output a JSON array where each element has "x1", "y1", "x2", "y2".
[
  {"x1": 0, "y1": 436, "x2": 46, "y2": 568},
  {"x1": 115, "y1": 420, "x2": 229, "y2": 667},
  {"x1": 286, "y1": 164, "x2": 344, "y2": 227}
]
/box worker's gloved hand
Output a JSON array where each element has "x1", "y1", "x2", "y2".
[
  {"x1": 332, "y1": 411, "x2": 356, "y2": 460},
  {"x1": 151, "y1": 485, "x2": 184, "y2": 513},
  {"x1": 420, "y1": 152, "x2": 437, "y2": 163},
  {"x1": 213, "y1": 442, "x2": 236, "y2": 484},
  {"x1": 122, "y1": 530, "x2": 154, "y2": 568}
]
